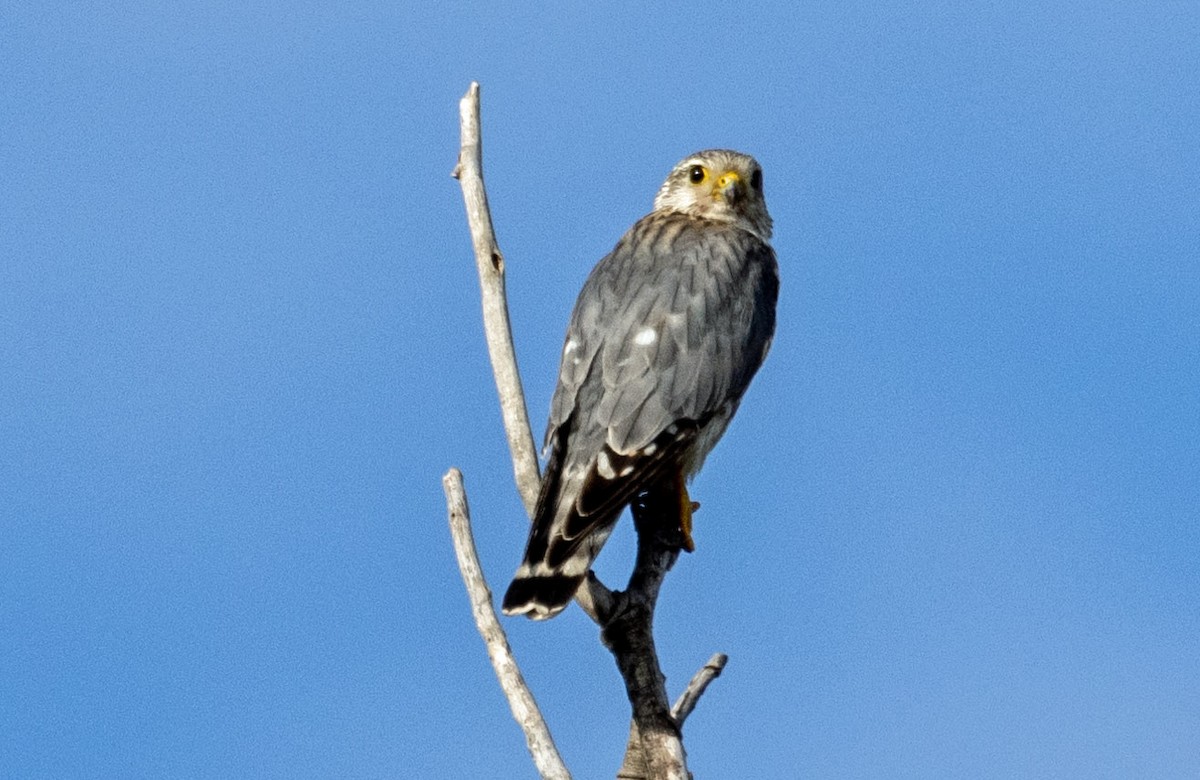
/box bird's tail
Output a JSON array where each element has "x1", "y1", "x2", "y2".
[
  {"x1": 501, "y1": 440, "x2": 614, "y2": 620},
  {"x1": 502, "y1": 420, "x2": 660, "y2": 619},
  {"x1": 500, "y1": 565, "x2": 589, "y2": 621},
  {"x1": 500, "y1": 497, "x2": 614, "y2": 620}
]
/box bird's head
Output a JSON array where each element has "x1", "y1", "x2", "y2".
[{"x1": 653, "y1": 149, "x2": 772, "y2": 241}]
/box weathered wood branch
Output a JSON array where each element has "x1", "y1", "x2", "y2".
[
  {"x1": 672, "y1": 653, "x2": 728, "y2": 726},
  {"x1": 616, "y1": 651, "x2": 727, "y2": 779},
  {"x1": 443, "y1": 468, "x2": 571, "y2": 780},
  {"x1": 451, "y1": 81, "x2": 540, "y2": 516}
]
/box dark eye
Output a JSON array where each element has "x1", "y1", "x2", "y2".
[
  {"x1": 750, "y1": 168, "x2": 763, "y2": 192},
  {"x1": 688, "y1": 165, "x2": 706, "y2": 184}
]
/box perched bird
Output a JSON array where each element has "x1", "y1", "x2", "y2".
[{"x1": 502, "y1": 149, "x2": 779, "y2": 620}]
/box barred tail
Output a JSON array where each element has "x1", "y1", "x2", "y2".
[
  {"x1": 500, "y1": 509, "x2": 615, "y2": 620},
  {"x1": 501, "y1": 568, "x2": 588, "y2": 621},
  {"x1": 501, "y1": 421, "x2": 627, "y2": 620}
]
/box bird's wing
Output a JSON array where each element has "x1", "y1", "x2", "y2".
[{"x1": 539, "y1": 213, "x2": 778, "y2": 555}]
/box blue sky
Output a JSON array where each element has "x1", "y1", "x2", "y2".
[{"x1": 3, "y1": 2, "x2": 1197, "y2": 778}]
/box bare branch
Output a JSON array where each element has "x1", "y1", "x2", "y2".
[
  {"x1": 672, "y1": 653, "x2": 729, "y2": 726},
  {"x1": 453, "y1": 82, "x2": 540, "y2": 515},
  {"x1": 443, "y1": 468, "x2": 571, "y2": 780},
  {"x1": 606, "y1": 486, "x2": 690, "y2": 780}
]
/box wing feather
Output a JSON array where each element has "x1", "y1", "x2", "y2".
[{"x1": 529, "y1": 211, "x2": 778, "y2": 572}]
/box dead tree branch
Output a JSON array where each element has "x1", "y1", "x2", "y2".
[
  {"x1": 451, "y1": 82, "x2": 540, "y2": 516},
  {"x1": 443, "y1": 468, "x2": 571, "y2": 780},
  {"x1": 609, "y1": 487, "x2": 690, "y2": 779},
  {"x1": 672, "y1": 653, "x2": 729, "y2": 727}
]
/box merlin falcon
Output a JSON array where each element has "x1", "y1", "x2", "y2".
[{"x1": 502, "y1": 149, "x2": 779, "y2": 620}]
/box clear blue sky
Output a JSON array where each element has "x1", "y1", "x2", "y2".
[{"x1": 3, "y1": 3, "x2": 1197, "y2": 778}]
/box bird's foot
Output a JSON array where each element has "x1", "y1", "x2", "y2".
[{"x1": 679, "y1": 482, "x2": 699, "y2": 553}]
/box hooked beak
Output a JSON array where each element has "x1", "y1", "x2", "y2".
[{"x1": 713, "y1": 171, "x2": 744, "y2": 203}]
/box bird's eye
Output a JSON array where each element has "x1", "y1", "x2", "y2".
[
  {"x1": 688, "y1": 165, "x2": 706, "y2": 184},
  {"x1": 750, "y1": 168, "x2": 763, "y2": 192}
]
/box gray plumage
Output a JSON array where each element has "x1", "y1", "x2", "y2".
[{"x1": 502, "y1": 149, "x2": 778, "y2": 620}]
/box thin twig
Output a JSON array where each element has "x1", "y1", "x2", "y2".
[
  {"x1": 672, "y1": 653, "x2": 729, "y2": 726},
  {"x1": 452, "y1": 81, "x2": 540, "y2": 516},
  {"x1": 443, "y1": 468, "x2": 571, "y2": 780}
]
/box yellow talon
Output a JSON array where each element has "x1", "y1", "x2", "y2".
[{"x1": 680, "y1": 481, "x2": 699, "y2": 553}]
